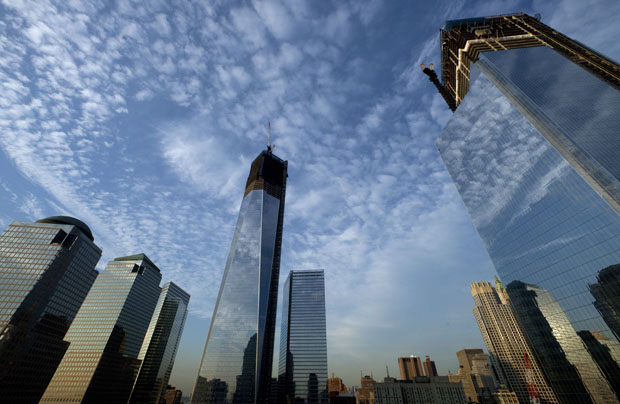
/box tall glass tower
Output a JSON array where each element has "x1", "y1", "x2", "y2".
[
  {"x1": 0, "y1": 217, "x2": 101, "y2": 404},
  {"x1": 433, "y1": 13, "x2": 620, "y2": 404},
  {"x1": 278, "y1": 270, "x2": 328, "y2": 404},
  {"x1": 192, "y1": 149, "x2": 288, "y2": 404},
  {"x1": 129, "y1": 282, "x2": 190, "y2": 404},
  {"x1": 40, "y1": 254, "x2": 162, "y2": 404}
]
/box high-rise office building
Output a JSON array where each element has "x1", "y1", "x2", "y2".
[
  {"x1": 192, "y1": 149, "x2": 288, "y2": 404},
  {"x1": 278, "y1": 270, "x2": 328, "y2": 404},
  {"x1": 398, "y1": 356, "x2": 424, "y2": 380},
  {"x1": 0, "y1": 217, "x2": 101, "y2": 404},
  {"x1": 129, "y1": 282, "x2": 190, "y2": 404},
  {"x1": 357, "y1": 375, "x2": 376, "y2": 404},
  {"x1": 40, "y1": 254, "x2": 162, "y2": 404},
  {"x1": 471, "y1": 281, "x2": 557, "y2": 404},
  {"x1": 432, "y1": 12, "x2": 620, "y2": 403},
  {"x1": 423, "y1": 355, "x2": 438, "y2": 377}
]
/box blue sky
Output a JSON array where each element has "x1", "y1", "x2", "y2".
[{"x1": 2, "y1": 0, "x2": 620, "y2": 394}]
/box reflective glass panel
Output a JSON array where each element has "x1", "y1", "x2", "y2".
[{"x1": 437, "y1": 50, "x2": 620, "y2": 403}]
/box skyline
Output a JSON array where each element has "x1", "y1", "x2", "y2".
[{"x1": 2, "y1": 0, "x2": 620, "y2": 395}]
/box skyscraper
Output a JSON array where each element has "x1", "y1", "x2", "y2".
[
  {"x1": 398, "y1": 356, "x2": 424, "y2": 380},
  {"x1": 192, "y1": 149, "x2": 288, "y2": 404},
  {"x1": 432, "y1": 12, "x2": 620, "y2": 403},
  {"x1": 471, "y1": 281, "x2": 557, "y2": 404},
  {"x1": 278, "y1": 270, "x2": 328, "y2": 404},
  {"x1": 0, "y1": 216, "x2": 101, "y2": 404},
  {"x1": 129, "y1": 282, "x2": 190, "y2": 404},
  {"x1": 40, "y1": 254, "x2": 162, "y2": 404},
  {"x1": 423, "y1": 355, "x2": 438, "y2": 377}
]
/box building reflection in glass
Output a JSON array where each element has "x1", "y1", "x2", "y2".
[
  {"x1": 590, "y1": 265, "x2": 620, "y2": 342},
  {"x1": 507, "y1": 281, "x2": 616, "y2": 403},
  {"x1": 192, "y1": 150, "x2": 288, "y2": 404},
  {"x1": 437, "y1": 38, "x2": 620, "y2": 403},
  {"x1": 279, "y1": 270, "x2": 328, "y2": 404}
]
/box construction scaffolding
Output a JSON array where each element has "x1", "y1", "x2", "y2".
[{"x1": 435, "y1": 13, "x2": 620, "y2": 109}]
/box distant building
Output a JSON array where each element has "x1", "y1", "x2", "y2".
[
  {"x1": 449, "y1": 349, "x2": 495, "y2": 404},
  {"x1": 357, "y1": 375, "x2": 376, "y2": 404},
  {"x1": 398, "y1": 356, "x2": 424, "y2": 380},
  {"x1": 374, "y1": 377, "x2": 467, "y2": 404},
  {"x1": 40, "y1": 254, "x2": 162, "y2": 403},
  {"x1": 0, "y1": 217, "x2": 101, "y2": 403},
  {"x1": 164, "y1": 385, "x2": 183, "y2": 404},
  {"x1": 471, "y1": 280, "x2": 557, "y2": 403},
  {"x1": 279, "y1": 270, "x2": 328, "y2": 403},
  {"x1": 328, "y1": 377, "x2": 347, "y2": 396},
  {"x1": 130, "y1": 282, "x2": 191, "y2": 404},
  {"x1": 423, "y1": 355, "x2": 438, "y2": 377}
]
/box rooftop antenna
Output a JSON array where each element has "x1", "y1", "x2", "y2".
[{"x1": 386, "y1": 365, "x2": 390, "y2": 378}]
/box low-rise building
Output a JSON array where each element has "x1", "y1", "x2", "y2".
[{"x1": 374, "y1": 376, "x2": 467, "y2": 404}]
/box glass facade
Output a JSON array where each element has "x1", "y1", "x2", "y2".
[
  {"x1": 192, "y1": 150, "x2": 288, "y2": 404},
  {"x1": 278, "y1": 270, "x2": 328, "y2": 404},
  {"x1": 40, "y1": 254, "x2": 162, "y2": 404},
  {"x1": 437, "y1": 45, "x2": 620, "y2": 404},
  {"x1": 129, "y1": 282, "x2": 190, "y2": 404},
  {"x1": 0, "y1": 217, "x2": 101, "y2": 403}
]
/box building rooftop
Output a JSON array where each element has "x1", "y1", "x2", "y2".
[
  {"x1": 114, "y1": 253, "x2": 161, "y2": 272},
  {"x1": 36, "y1": 216, "x2": 94, "y2": 242}
]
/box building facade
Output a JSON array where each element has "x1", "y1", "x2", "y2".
[
  {"x1": 398, "y1": 357, "x2": 424, "y2": 380},
  {"x1": 0, "y1": 217, "x2": 101, "y2": 404},
  {"x1": 40, "y1": 254, "x2": 162, "y2": 404},
  {"x1": 449, "y1": 349, "x2": 495, "y2": 404},
  {"x1": 471, "y1": 281, "x2": 557, "y2": 403},
  {"x1": 374, "y1": 377, "x2": 467, "y2": 404},
  {"x1": 192, "y1": 149, "x2": 288, "y2": 404},
  {"x1": 278, "y1": 270, "x2": 328, "y2": 404},
  {"x1": 423, "y1": 356, "x2": 438, "y2": 377},
  {"x1": 129, "y1": 282, "x2": 190, "y2": 404},
  {"x1": 435, "y1": 12, "x2": 620, "y2": 404}
]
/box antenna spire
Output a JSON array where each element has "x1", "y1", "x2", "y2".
[{"x1": 267, "y1": 121, "x2": 274, "y2": 152}]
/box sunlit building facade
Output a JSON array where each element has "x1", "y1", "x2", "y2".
[
  {"x1": 0, "y1": 217, "x2": 101, "y2": 404},
  {"x1": 435, "y1": 13, "x2": 620, "y2": 404},
  {"x1": 129, "y1": 282, "x2": 190, "y2": 404},
  {"x1": 278, "y1": 270, "x2": 328, "y2": 403},
  {"x1": 40, "y1": 254, "x2": 162, "y2": 404},
  {"x1": 192, "y1": 149, "x2": 288, "y2": 404}
]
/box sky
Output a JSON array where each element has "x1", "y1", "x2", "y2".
[{"x1": 1, "y1": 0, "x2": 620, "y2": 395}]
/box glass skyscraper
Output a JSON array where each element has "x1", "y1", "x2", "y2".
[
  {"x1": 40, "y1": 254, "x2": 162, "y2": 404},
  {"x1": 192, "y1": 149, "x2": 288, "y2": 404},
  {"x1": 129, "y1": 282, "x2": 190, "y2": 404},
  {"x1": 434, "y1": 13, "x2": 620, "y2": 404},
  {"x1": 0, "y1": 216, "x2": 101, "y2": 404},
  {"x1": 278, "y1": 270, "x2": 328, "y2": 404}
]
